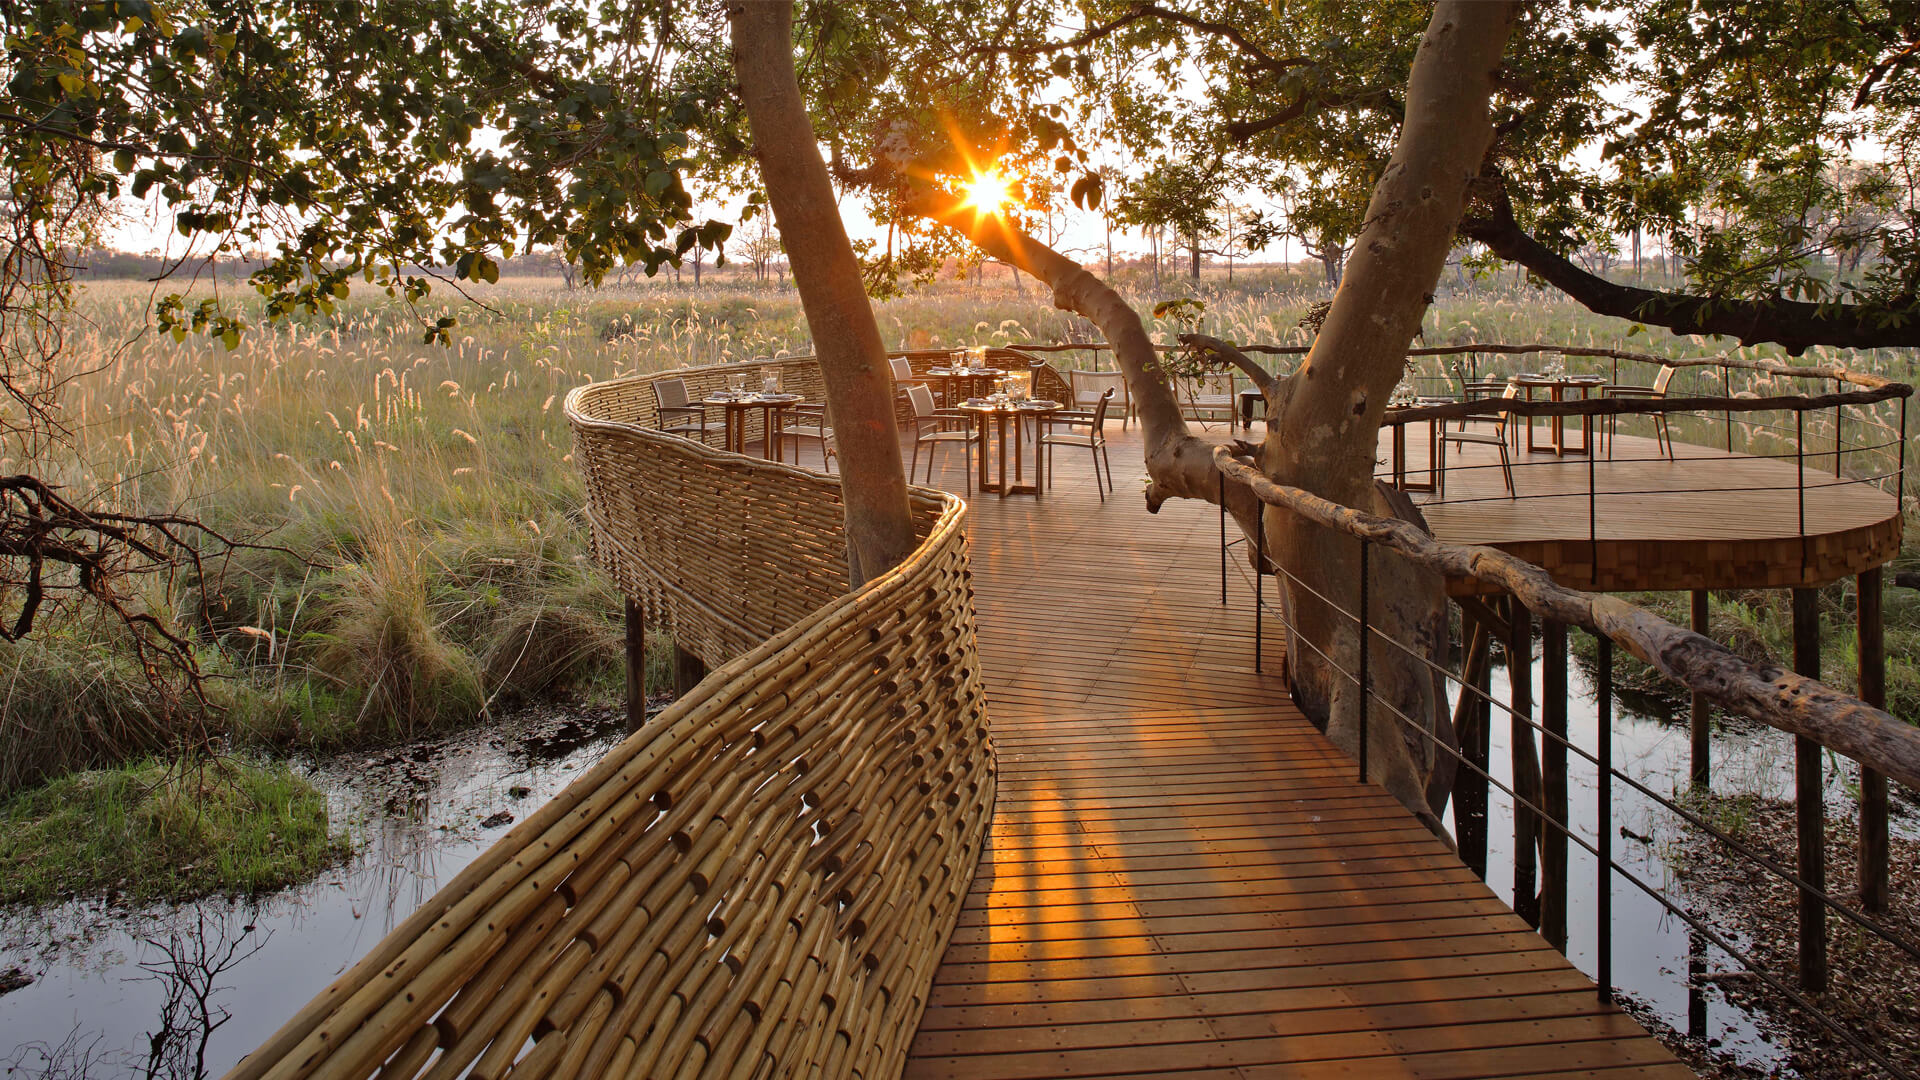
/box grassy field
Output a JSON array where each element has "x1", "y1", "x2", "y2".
[{"x1": 13, "y1": 269, "x2": 1918, "y2": 796}]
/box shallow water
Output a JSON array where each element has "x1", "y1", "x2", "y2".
[
  {"x1": 1476, "y1": 642, "x2": 1919, "y2": 1073},
  {"x1": 0, "y1": 663, "x2": 1908, "y2": 1077},
  {"x1": 0, "y1": 705, "x2": 632, "y2": 1078}
]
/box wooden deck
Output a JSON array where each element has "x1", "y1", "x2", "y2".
[
  {"x1": 1398, "y1": 426, "x2": 1901, "y2": 592},
  {"x1": 882, "y1": 425, "x2": 1693, "y2": 1079}
]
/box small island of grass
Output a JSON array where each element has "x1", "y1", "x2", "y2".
[{"x1": 0, "y1": 757, "x2": 348, "y2": 905}]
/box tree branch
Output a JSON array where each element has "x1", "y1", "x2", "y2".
[
  {"x1": 1177, "y1": 333, "x2": 1278, "y2": 394},
  {"x1": 969, "y1": 3, "x2": 1308, "y2": 75},
  {"x1": 1463, "y1": 180, "x2": 1920, "y2": 354}
]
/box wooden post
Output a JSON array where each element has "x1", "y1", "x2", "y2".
[
  {"x1": 624, "y1": 597, "x2": 647, "y2": 735},
  {"x1": 1791, "y1": 586, "x2": 1827, "y2": 992},
  {"x1": 1858, "y1": 567, "x2": 1889, "y2": 914},
  {"x1": 1453, "y1": 610, "x2": 1492, "y2": 879},
  {"x1": 673, "y1": 643, "x2": 708, "y2": 698},
  {"x1": 1541, "y1": 618, "x2": 1569, "y2": 952},
  {"x1": 1690, "y1": 589, "x2": 1711, "y2": 789},
  {"x1": 1509, "y1": 598, "x2": 1540, "y2": 928}
]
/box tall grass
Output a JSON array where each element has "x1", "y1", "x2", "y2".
[{"x1": 18, "y1": 271, "x2": 1914, "y2": 780}]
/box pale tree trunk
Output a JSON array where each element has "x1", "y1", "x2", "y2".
[
  {"x1": 1268, "y1": 0, "x2": 1516, "y2": 821},
  {"x1": 910, "y1": 0, "x2": 1516, "y2": 825},
  {"x1": 728, "y1": 0, "x2": 916, "y2": 587}
]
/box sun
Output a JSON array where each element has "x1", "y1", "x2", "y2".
[{"x1": 962, "y1": 170, "x2": 1016, "y2": 214}]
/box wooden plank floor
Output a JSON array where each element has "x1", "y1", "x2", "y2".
[{"x1": 886, "y1": 423, "x2": 1692, "y2": 1079}]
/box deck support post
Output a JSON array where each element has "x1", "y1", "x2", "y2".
[
  {"x1": 1508, "y1": 598, "x2": 1540, "y2": 928},
  {"x1": 673, "y1": 643, "x2": 708, "y2": 698},
  {"x1": 1453, "y1": 607, "x2": 1492, "y2": 879},
  {"x1": 1690, "y1": 589, "x2": 1711, "y2": 789},
  {"x1": 1595, "y1": 632, "x2": 1614, "y2": 1004},
  {"x1": 1541, "y1": 618, "x2": 1569, "y2": 952},
  {"x1": 1254, "y1": 520, "x2": 1265, "y2": 676},
  {"x1": 1858, "y1": 566, "x2": 1889, "y2": 914},
  {"x1": 1791, "y1": 585, "x2": 1828, "y2": 992},
  {"x1": 624, "y1": 597, "x2": 647, "y2": 735}
]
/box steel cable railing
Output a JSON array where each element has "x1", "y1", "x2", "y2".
[{"x1": 1215, "y1": 441, "x2": 1920, "y2": 1078}]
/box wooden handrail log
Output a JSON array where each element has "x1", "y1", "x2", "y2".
[
  {"x1": 1010, "y1": 340, "x2": 1899, "y2": 391},
  {"x1": 1382, "y1": 384, "x2": 1913, "y2": 423},
  {"x1": 1213, "y1": 447, "x2": 1920, "y2": 793}
]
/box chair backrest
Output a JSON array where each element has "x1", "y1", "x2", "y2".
[
  {"x1": 889, "y1": 357, "x2": 914, "y2": 383},
  {"x1": 654, "y1": 377, "x2": 690, "y2": 410},
  {"x1": 1089, "y1": 387, "x2": 1114, "y2": 431},
  {"x1": 907, "y1": 383, "x2": 937, "y2": 420},
  {"x1": 1069, "y1": 368, "x2": 1124, "y2": 407},
  {"x1": 1493, "y1": 380, "x2": 1520, "y2": 434},
  {"x1": 1652, "y1": 364, "x2": 1676, "y2": 396}
]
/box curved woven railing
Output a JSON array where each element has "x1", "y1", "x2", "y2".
[{"x1": 228, "y1": 365, "x2": 995, "y2": 1080}]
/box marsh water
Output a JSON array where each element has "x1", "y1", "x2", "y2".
[{"x1": 0, "y1": 659, "x2": 1909, "y2": 1078}]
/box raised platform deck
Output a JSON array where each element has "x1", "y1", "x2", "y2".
[
  {"x1": 887, "y1": 427, "x2": 1692, "y2": 1079},
  {"x1": 1397, "y1": 427, "x2": 1901, "y2": 592}
]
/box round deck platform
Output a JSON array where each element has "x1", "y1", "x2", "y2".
[{"x1": 1388, "y1": 429, "x2": 1902, "y2": 593}]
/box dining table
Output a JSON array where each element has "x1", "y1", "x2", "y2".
[
  {"x1": 926, "y1": 366, "x2": 1007, "y2": 408},
  {"x1": 1510, "y1": 372, "x2": 1608, "y2": 455},
  {"x1": 701, "y1": 391, "x2": 806, "y2": 461},
  {"x1": 955, "y1": 397, "x2": 1061, "y2": 497}
]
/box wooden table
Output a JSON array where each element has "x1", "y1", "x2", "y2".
[
  {"x1": 927, "y1": 367, "x2": 1006, "y2": 408},
  {"x1": 1385, "y1": 397, "x2": 1453, "y2": 492},
  {"x1": 703, "y1": 392, "x2": 805, "y2": 460},
  {"x1": 956, "y1": 399, "x2": 1059, "y2": 497},
  {"x1": 1511, "y1": 373, "x2": 1607, "y2": 455},
  {"x1": 1238, "y1": 386, "x2": 1266, "y2": 430}
]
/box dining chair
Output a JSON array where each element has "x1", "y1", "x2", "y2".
[
  {"x1": 1604, "y1": 364, "x2": 1676, "y2": 461},
  {"x1": 1178, "y1": 372, "x2": 1237, "y2": 428},
  {"x1": 783, "y1": 403, "x2": 836, "y2": 472},
  {"x1": 652, "y1": 377, "x2": 714, "y2": 444},
  {"x1": 1437, "y1": 381, "x2": 1518, "y2": 496},
  {"x1": 1040, "y1": 388, "x2": 1115, "y2": 499},
  {"x1": 905, "y1": 384, "x2": 977, "y2": 493},
  {"x1": 1067, "y1": 369, "x2": 1130, "y2": 430}
]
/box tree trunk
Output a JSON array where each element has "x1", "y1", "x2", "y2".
[
  {"x1": 1266, "y1": 0, "x2": 1515, "y2": 821},
  {"x1": 1189, "y1": 236, "x2": 1201, "y2": 281},
  {"x1": 728, "y1": 0, "x2": 916, "y2": 587}
]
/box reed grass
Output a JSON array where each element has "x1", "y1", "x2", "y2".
[{"x1": 20, "y1": 271, "x2": 1914, "y2": 778}]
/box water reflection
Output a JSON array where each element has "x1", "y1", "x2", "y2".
[{"x1": 0, "y1": 705, "x2": 627, "y2": 1077}]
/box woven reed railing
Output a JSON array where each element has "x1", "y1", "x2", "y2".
[{"x1": 228, "y1": 365, "x2": 996, "y2": 1080}]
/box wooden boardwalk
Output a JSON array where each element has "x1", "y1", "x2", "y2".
[{"x1": 891, "y1": 425, "x2": 1691, "y2": 1079}]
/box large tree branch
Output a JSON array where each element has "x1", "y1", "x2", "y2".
[
  {"x1": 905, "y1": 187, "x2": 1266, "y2": 538},
  {"x1": 969, "y1": 3, "x2": 1308, "y2": 75},
  {"x1": 1177, "y1": 333, "x2": 1278, "y2": 394},
  {"x1": 1463, "y1": 181, "x2": 1920, "y2": 355}
]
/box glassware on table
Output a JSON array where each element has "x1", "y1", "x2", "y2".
[
  {"x1": 1005, "y1": 369, "x2": 1032, "y2": 402},
  {"x1": 967, "y1": 344, "x2": 988, "y2": 371},
  {"x1": 727, "y1": 373, "x2": 747, "y2": 394},
  {"x1": 763, "y1": 369, "x2": 782, "y2": 394}
]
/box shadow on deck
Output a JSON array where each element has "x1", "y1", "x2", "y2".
[{"x1": 879, "y1": 422, "x2": 1693, "y2": 1078}]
